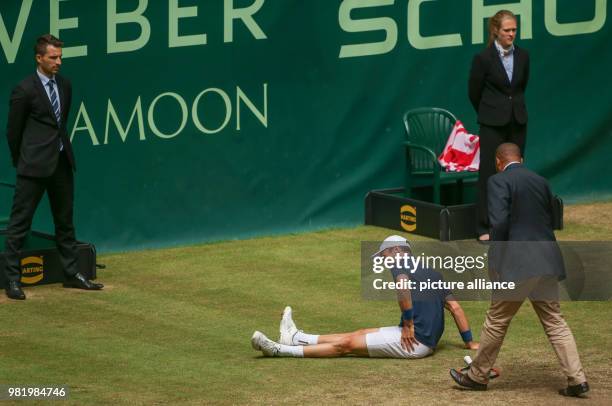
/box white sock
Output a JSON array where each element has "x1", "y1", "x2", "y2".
[
  {"x1": 278, "y1": 344, "x2": 304, "y2": 357},
  {"x1": 293, "y1": 331, "x2": 319, "y2": 346}
]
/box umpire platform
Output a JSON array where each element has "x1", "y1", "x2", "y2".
[{"x1": 364, "y1": 186, "x2": 563, "y2": 241}]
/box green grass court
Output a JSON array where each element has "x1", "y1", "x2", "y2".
[{"x1": 1, "y1": 202, "x2": 611, "y2": 405}]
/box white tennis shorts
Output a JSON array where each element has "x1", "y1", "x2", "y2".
[{"x1": 365, "y1": 326, "x2": 434, "y2": 359}]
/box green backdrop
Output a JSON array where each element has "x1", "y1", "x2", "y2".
[{"x1": 1, "y1": 0, "x2": 611, "y2": 251}]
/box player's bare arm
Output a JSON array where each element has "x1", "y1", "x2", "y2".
[
  {"x1": 396, "y1": 273, "x2": 417, "y2": 351},
  {"x1": 445, "y1": 299, "x2": 479, "y2": 350}
]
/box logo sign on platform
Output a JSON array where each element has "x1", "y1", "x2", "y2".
[
  {"x1": 400, "y1": 205, "x2": 417, "y2": 232},
  {"x1": 20, "y1": 256, "x2": 44, "y2": 285}
]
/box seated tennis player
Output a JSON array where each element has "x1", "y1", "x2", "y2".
[{"x1": 251, "y1": 235, "x2": 479, "y2": 358}]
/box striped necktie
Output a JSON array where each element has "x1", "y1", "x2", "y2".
[
  {"x1": 47, "y1": 79, "x2": 64, "y2": 150},
  {"x1": 47, "y1": 79, "x2": 61, "y2": 124}
]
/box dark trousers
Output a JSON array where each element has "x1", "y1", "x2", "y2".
[
  {"x1": 476, "y1": 121, "x2": 526, "y2": 235},
  {"x1": 3, "y1": 153, "x2": 78, "y2": 282}
]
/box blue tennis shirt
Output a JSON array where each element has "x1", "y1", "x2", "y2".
[{"x1": 390, "y1": 267, "x2": 452, "y2": 349}]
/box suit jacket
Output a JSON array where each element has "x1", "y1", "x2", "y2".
[
  {"x1": 6, "y1": 72, "x2": 75, "y2": 177},
  {"x1": 487, "y1": 163, "x2": 565, "y2": 282},
  {"x1": 468, "y1": 44, "x2": 530, "y2": 127}
]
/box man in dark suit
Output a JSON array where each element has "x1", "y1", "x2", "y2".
[
  {"x1": 468, "y1": 10, "x2": 530, "y2": 241},
  {"x1": 3, "y1": 34, "x2": 103, "y2": 300},
  {"x1": 449, "y1": 143, "x2": 589, "y2": 397}
]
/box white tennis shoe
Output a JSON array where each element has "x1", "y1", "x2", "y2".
[
  {"x1": 279, "y1": 306, "x2": 299, "y2": 346},
  {"x1": 251, "y1": 331, "x2": 280, "y2": 357}
]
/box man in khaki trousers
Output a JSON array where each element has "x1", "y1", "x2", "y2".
[{"x1": 449, "y1": 143, "x2": 589, "y2": 397}]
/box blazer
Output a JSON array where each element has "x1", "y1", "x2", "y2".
[
  {"x1": 487, "y1": 163, "x2": 565, "y2": 282},
  {"x1": 6, "y1": 72, "x2": 75, "y2": 177},
  {"x1": 468, "y1": 44, "x2": 530, "y2": 127}
]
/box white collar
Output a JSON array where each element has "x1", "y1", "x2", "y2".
[
  {"x1": 36, "y1": 69, "x2": 55, "y2": 85},
  {"x1": 503, "y1": 161, "x2": 521, "y2": 171},
  {"x1": 494, "y1": 40, "x2": 515, "y2": 56}
]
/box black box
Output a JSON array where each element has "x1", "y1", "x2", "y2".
[
  {"x1": 0, "y1": 231, "x2": 97, "y2": 289},
  {"x1": 365, "y1": 187, "x2": 563, "y2": 241}
]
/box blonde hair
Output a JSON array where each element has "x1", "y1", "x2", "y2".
[{"x1": 488, "y1": 10, "x2": 517, "y2": 47}]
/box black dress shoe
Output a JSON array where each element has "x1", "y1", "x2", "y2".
[
  {"x1": 559, "y1": 382, "x2": 589, "y2": 397},
  {"x1": 450, "y1": 369, "x2": 487, "y2": 391},
  {"x1": 63, "y1": 273, "x2": 104, "y2": 290},
  {"x1": 5, "y1": 281, "x2": 26, "y2": 300}
]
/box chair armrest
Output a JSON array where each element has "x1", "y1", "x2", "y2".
[{"x1": 403, "y1": 142, "x2": 440, "y2": 173}]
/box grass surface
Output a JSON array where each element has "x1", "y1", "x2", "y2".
[{"x1": 0, "y1": 203, "x2": 611, "y2": 405}]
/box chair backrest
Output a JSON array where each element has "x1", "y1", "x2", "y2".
[{"x1": 403, "y1": 107, "x2": 457, "y2": 171}]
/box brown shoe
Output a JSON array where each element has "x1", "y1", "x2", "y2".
[{"x1": 450, "y1": 369, "x2": 487, "y2": 391}]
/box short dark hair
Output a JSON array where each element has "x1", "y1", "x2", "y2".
[
  {"x1": 496, "y1": 143, "x2": 522, "y2": 161},
  {"x1": 34, "y1": 34, "x2": 63, "y2": 56}
]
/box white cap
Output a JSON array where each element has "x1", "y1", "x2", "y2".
[{"x1": 371, "y1": 235, "x2": 411, "y2": 257}]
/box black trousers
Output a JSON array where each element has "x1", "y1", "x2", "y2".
[
  {"x1": 3, "y1": 153, "x2": 78, "y2": 282},
  {"x1": 476, "y1": 121, "x2": 527, "y2": 235}
]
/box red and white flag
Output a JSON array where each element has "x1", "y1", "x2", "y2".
[{"x1": 438, "y1": 120, "x2": 480, "y2": 172}]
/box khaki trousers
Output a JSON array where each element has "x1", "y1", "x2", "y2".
[{"x1": 468, "y1": 278, "x2": 586, "y2": 386}]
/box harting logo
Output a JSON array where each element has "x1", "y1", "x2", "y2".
[
  {"x1": 400, "y1": 205, "x2": 417, "y2": 232},
  {"x1": 20, "y1": 256, "x2": 44, "y2": 285}
]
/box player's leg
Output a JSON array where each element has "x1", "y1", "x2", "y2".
[
  {"x1": 252, "y1": 329, "x2": 375, "y2": 358},
  {"x1": 302, "y1": 326, "x2": 435, "y2": 358},
  {"x1": 303, "y1": 333, "x2": 370, "y2": 357},
  {"x1": 252, "y1": 326, "x2": 434, "y2": 359},
  {"x1": 279, "y1": 306, "x2": 377, "y2": 346},
  {"x1": 317, "y1": 328, "x2": 380, "y2": 344}
]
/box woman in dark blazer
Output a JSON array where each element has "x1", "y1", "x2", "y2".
[{"x1": 469, "y1": 10, "x2": 530, "y2": 241}]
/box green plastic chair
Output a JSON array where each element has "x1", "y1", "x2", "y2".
[{"x1": 403, "y1": 107, "x2": 478, "y2": 204}]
